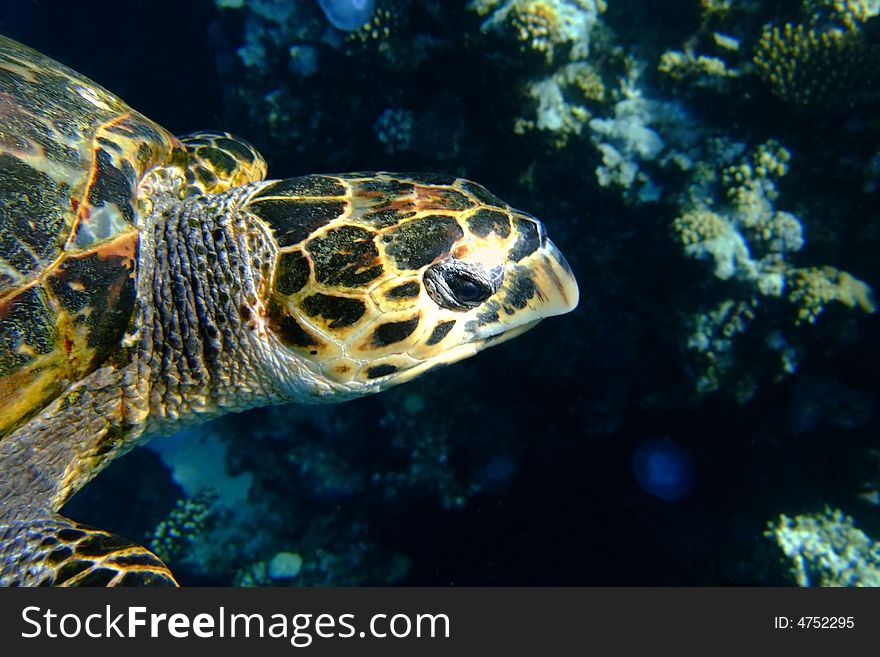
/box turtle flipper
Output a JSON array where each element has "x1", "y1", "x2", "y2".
[{"x1": 0, "y1": 516, "x2": 177, "y2": 587}]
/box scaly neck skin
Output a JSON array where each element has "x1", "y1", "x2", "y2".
[
  {"x1": 0, "y1": 182, "x2": 311, "y2": 514},
  {"x1": 1, "y1": 183, "x2": 283, "y2": 513},
  {"x1": 138, "y1": 183, "x2": 289, "y2": 436}
]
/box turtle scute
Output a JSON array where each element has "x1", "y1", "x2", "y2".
[{"x1": 181, "y1": 131, "x2": 268, "y2": 196}]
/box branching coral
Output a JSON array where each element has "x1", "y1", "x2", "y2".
[
  {"x1": 674, "y1": 140, "x2": 801, "y2": 293},
  {"x1": 674, "y1": 209, "x2": 752, "y2": 281},
  {"x1": 470, "y1": 0, "x2": 621, "y2": 160},
  {"x1": 787, "y1": 266, "x2": 877, "y2": 324},
  {"x1": 766, "y1": 507, "x2": 880, "y2": 586},
  {"x1": 752, "y1": 21, "x2": 878, "y2": 108},
  {"x1": 658, "y1": 48, "x2": 741, "y2": 88},
  {"x1": 510, "y1": 0, "x2": 564, "y2": 62},
  {"x1": 674, "y1": 139, "x2": 874, "y2": 395},
  {"x1": 674, "y1": 139, "x2": 876, "y2": 315},
  {"x1": 686, "y1": 299, "x2": 759, "y2": 397},
  {"x1": 147, "y1": 490, "x2": 219, "y2": 564},
  {"x1": 804, "y1": 0, "x2": 880, "y2": 30},
  {"x1": 470, "y1": 0, "x2": 606, "y2": 61},
  {"x1": 655, "y1": 0, "x2": 758, "y2": 94},
  {"x1": 564, "y1": 60, "x2": 605, "y2": 102}
]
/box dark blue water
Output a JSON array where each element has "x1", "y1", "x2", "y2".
[{"x1": 4, "y1": 0, "x2": 879, "y2": 586}]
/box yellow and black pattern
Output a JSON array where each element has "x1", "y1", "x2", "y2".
[
  {"x1": 243, "y1": 172, "x2": 577, "y2": 388},
  {"x1": 181, "y1": 131, "x2": 267, "y2": 196},
  {"x1": 0, "y1": 516, "x2": 176, "y2": 587},
  {"x1": 0, "y1": 34, "x2": 183, "y2": 438}
]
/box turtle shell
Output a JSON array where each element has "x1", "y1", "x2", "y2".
[{"x1": 0, "y1": 35, "x2": 185, "y2": 437}]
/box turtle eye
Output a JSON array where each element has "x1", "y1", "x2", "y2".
[
  {"x1": 447, "y1": 275, "x2": 491, "y2": 305},
  {"x1": 424, "y1": 261, "x2": 500, "y2": 311}
]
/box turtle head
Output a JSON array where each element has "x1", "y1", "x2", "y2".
[{"x1": 247, "y1": 174, "x2": 578, "y2": 402}]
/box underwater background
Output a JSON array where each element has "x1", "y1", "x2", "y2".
[{"x1": 3, "y1": 0, "x2": 879, "y2": 585}]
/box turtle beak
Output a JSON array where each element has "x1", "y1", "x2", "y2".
[
  {"x1": 529, "y1": 238, "x2": 580, "y2": 317},
  {"x1": 473, "y1": 237, "x2": 579, "y2": 343}
]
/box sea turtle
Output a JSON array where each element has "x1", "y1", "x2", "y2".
[{"x1": 0, "y1": 33, "x2": 578, "y2": 586}]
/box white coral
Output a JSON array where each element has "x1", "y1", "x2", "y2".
[{"x1": 588, "y1": 78, "x2": 694, "y2": 201}]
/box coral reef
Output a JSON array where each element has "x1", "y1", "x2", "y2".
[
  {"x1": 658, "y1": 47, "x2": 741, "y2": 90},
  {"x1": 672, "y1": 138, "x2": 874, "y2": 394},
  {"x1": 766, "y1": 508, "x2": 880, "y2": 586},
  {"x1": 472, "y1": 0, "x2": 617, "y2": 153},
  {"x1": 752, "y1": 22, "x2": 876, "y2": 109},
  {"x1": 587, "y1": 80, "x2": 693, "y2": 203},
  {"x1": 748, "y1": 0, "x2": 880, "y2": 109},
  {"x1": 674, "y1": 140, "x2": 799, "y2": 291},
  {"x1": 787, "y1": 266, "x2": 876, "y2": 324},
  {"x1": 471, "y1": 0, "x2": 607, "y2": 61},
  {"x1": 513, "y1": 68, "x2": 593, "y2": 146},
  {"x1": 803, "y1": 0, "x2": 880, "y2": 31},
  {"x1": 148, "y1": 490, "x2": 219, "y2": 565}
]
